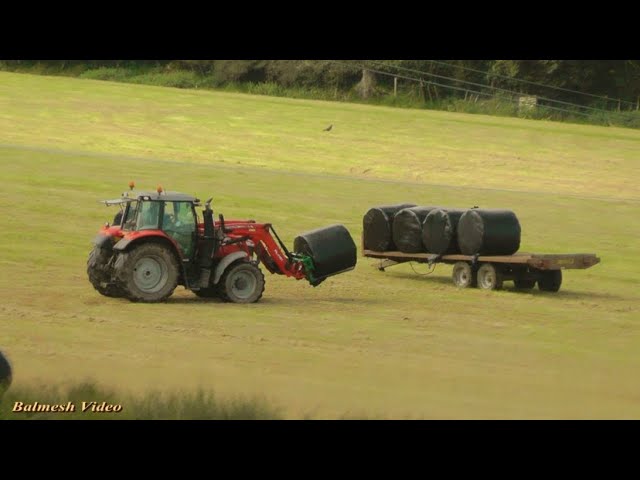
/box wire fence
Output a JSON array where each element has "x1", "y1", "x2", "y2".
[
  {"x1": 328, "y1": 60, "x2": 640, "y2": 128},
  {"x1": 423, "y1": 59, "x2": 638, "y2": 109}
]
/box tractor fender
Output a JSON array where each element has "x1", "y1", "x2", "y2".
[
  {"x1": 113, "y1": 237, "x2": 134, "y2": 252},
  {"x1": 112, "y1": 236, "x2": 183, "y2": 270},
  {"x1": 93, "y1": 234, "x2": 114, "y2": 250},
  {"x1": 213, "y1": 252, "x2": 249, "y2": 285},
  {"x1": 113, "y1": 235, "x2": 178, "y2": 254}
]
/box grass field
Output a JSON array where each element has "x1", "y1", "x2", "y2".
[{"x1": 0, "y1": 72, "x2": 639, "y2": 419}]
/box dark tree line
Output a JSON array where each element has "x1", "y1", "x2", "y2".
[{"x1": 4, "y1": 60, "x2": 640, "y2": 109}]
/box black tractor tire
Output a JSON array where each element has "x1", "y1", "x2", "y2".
[
  {"x1": 538, "y1": 270, "x2": 562, "y2": 292},
  {"x1": 514, "y1": 276, "x2": 536, "y2": 289},
  {"x1": 114, "y1": 243, "x2": 179, "y2": 303},
  {"x1": 452, "y1": 261, "x2": 477, "y2": 288},
  {"x1": 476, "y1": 263, "x2": 504, "y2": 291},
  {"x1": 219, "y1": 261, "x2": 265, "y2": 304},
  {"x1": 87, "y1": 246, "x2": 125, "y2": 298}
]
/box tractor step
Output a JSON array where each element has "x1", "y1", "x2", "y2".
[{"x1": 198, "y1": 268, "x2": 212, "y2": 288}]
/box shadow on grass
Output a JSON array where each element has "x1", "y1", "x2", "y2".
[
  {"x1": 0, "y1": 380, "x2": 284, "y2": 420},
  {"x1": 162, "y1": 295, "x2": 385, "y2": 306},
  {"x1": 379, "y1": 272, "x2": 455, "y2": 286},
  {"x1": 376, "y1": 271, "x2": 627, "y2": 301}
]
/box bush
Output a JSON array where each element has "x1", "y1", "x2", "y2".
[{"x1": 80, "y1": 67, "x2": 137, "y2": 82}]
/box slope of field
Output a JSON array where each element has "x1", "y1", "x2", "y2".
[
  {"x1": 1, "y1": 72, "x2": 639, "y2": 201},
  {"x1": 0, "y1": 72, "x2": 638, "y2": 419}
]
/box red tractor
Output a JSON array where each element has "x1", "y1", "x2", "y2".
[{"x1": 87, "y1": 183, "x2": 357, "y2": 303}]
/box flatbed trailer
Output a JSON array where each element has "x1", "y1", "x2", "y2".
[{"x1": 362, "y1": 244, "x2": 600, "y2": 292}]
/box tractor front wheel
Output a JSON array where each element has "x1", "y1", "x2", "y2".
[
  {"x1": 114, "y1": 243, "x2": 179, "y2": 303},
  {"x1": 219, "y1": 261, "x2": 265, "y2": 304}
]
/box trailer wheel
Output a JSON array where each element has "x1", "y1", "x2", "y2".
[
  {"x1": 452, "y1": 262, "x2": 477, "y2": 288},
  {"x1": 538, "y1": 270, "x2": 562, "y2": 292},
  {"x1": 477, "y1": 263, "x2": 504, "y2": 291}
]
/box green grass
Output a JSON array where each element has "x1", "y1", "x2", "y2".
[
  {"x1": 0, "y1": 72, "x2": 639, "y2": 419},
  {"x1": 5, "y1": 63, "x2": 638, "y2": 129},
  {"x1": 1, "y1": 72, "x2": 638, "y2": 201},
  {"x1": 0, "y1": 381, "x2": 282, "y2": 419}
]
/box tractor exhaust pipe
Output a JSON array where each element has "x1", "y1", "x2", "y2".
[{"x1": 197, "y1": 198, "x2": 216, "y2": 287}]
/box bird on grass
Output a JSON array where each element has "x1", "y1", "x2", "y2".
[{"x1": 323, "y1": 124, "x2": 333, "y2": 132}]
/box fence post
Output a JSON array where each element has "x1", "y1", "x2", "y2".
[{"x1": 393, "y1": 76, "x2": 398, "y2": 97}]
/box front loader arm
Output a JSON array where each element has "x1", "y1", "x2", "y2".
[{"x1": 223, "y1": 223, "x2": 315, "y2": 283}]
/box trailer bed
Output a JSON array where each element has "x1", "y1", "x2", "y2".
[
  {"x1": 362, "y1": 250, "x2": 600, "y2": 270},
  {"x1": 362, "y1": 247, "x2": 600, "y2": 292}
]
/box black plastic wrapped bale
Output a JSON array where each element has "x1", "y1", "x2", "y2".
[
  {"x1": 421, "y1": 208, "x2": 467, "y2": 255},
  {"x1": 294, "y1": 224, "x2": 357, "y2": 281},
  {"x1": 457, "y1": 209, "x2": 521, "y2": 255},
  {"x1": 0, "y1": 350, "x2": 12, "y2": 392},
  {"x1": 392, "y1": 206, "x2": 441, "y2": 253},
  {"x1": 362, "y1": 203, "x2": 416, "y2": 251}
]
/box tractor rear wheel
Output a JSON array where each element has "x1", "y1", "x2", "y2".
[
  {"x1": 219, "y1": 261, "x2": 265, "y2": 304},
  {"x1": 114, "y1": 243, "x2": 179, "y2": 303},
  {"x1": 87, "y1": 246, "x2": 125, "y2": 298}
]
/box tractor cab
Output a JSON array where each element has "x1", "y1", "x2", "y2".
[{"x1": 108, "y1": 186, "x2": 203, "y2": 260}]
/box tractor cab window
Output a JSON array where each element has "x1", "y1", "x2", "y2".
[
  {"x1": 136, "y1": 201, "x2": 161, "y2": 230},
  {"x1": 162, "y1": 201, "x2": 197, "y2": 258},
  {"x1": 122, "y1": 200, "x2": 139, "y2": 230}
]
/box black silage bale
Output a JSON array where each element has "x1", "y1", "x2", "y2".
[
  {"x1": 362, "y1": 203, "x2": 416, "y2": 251},
  {"x1": 392, "y1": 206, "x2": 441, "y2": 253},
  {"x1": 457, "y1": 209, "x2": 521, "y2": 255},
  {"x1": 421, "y1": 208, "x2": 467, "y2": 255},
  {"x1": 293, "y1": 224, "x2": 357, "y2": 280},
  {"x1": 0, "y1": 350, "x2": 12, "y2": 391}
]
